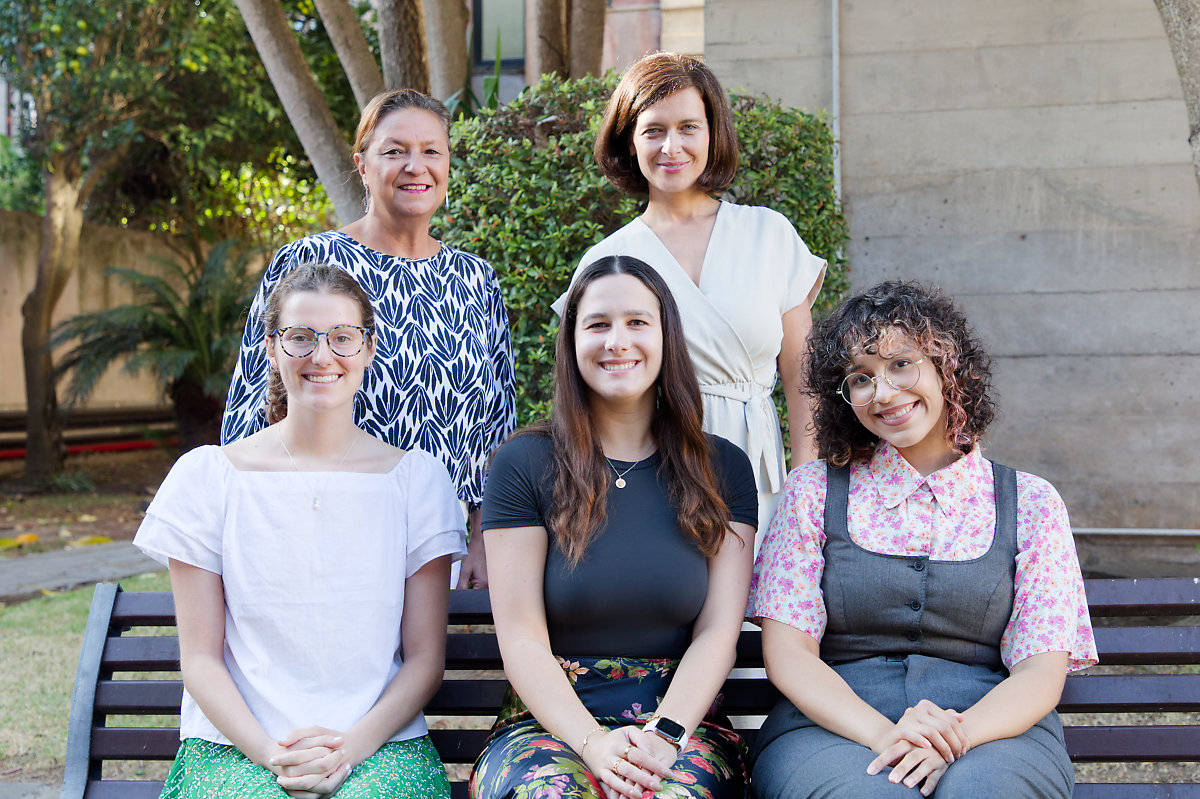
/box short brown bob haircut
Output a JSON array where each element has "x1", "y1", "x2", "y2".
[{"x1": 594, "y1": 52, "x2": 738, "y2": 197}]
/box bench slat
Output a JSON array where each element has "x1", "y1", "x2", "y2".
[
  {"x1": 96, "y1": 627, "x2": 1200, "y2": 671},
  {"x1": 95, "y1": 681, "x2": 182, "y2": 715},
  {"x1": 428, "y1": 729, "x2": 492, "y2": 762},
  {"x1": 84, "y1": 780, "x2": 165, "y2": 799},
  {"x1": 427, "y1": 680, "x2": 508, "y2": 713},
  {"x1": 1074, "y1": 787, "x2": 1200, "y2": 799},
  {"x1": 445, "y1": 634, "x2": 502, "y2": 670},
  {"x1": 1059, "y1": 674, "x2": 1200, "y2": 713},
  {"x1": 90, "y1": 727, "x2": 180, "y2": 759},
  {"x1": 110, "y1": 591, "x2": 176, "y2": 627},
  {"x1": 1065, "y1": 725, "x2": 1200, "y2": 761},
  {"x1": 1084, "y1": 578, "x2": 1200, "y2": 617},
  {"x1": 101, "y1": 637, "x2": 180, "y2": 671},
  {"x1": 448, "y1": 590, "x2": 499, "y2": 625},
  {"x1": 1091, "y1": 628, "x2": 1200, "y2": 665}
]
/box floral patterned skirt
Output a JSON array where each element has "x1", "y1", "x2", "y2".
[{"x1": 469, "y1": 655, "x2": 746, "y2": 799}]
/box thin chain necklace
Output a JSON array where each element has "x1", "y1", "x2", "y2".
[
  {"x1": 605, "y1": 448, "x2": 652, "y2": 489},
  {"x1": 278, "y1": 428, "x2": 358, "y2": 511}
]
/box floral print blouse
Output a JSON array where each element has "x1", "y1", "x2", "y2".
[{"x1": 748, "y1": 442, "x2": 1098, "y2": 672}]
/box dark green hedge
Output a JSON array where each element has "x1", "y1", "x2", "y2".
[{"x1": 434, "y1": 73, "x2": 848, "y2": 427}]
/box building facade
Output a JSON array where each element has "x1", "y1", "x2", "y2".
[{"x1": 705, "y1": 0, "x2": 1200, "y2": 528}]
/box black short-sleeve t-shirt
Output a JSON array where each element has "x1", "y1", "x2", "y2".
[{"x1": 482, "y1": 433, "x2": 757, "y2": 658}]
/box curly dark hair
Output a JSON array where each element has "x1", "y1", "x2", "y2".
[{"x1": 805, "y1": 281, "x2": 996, "y2": 466}]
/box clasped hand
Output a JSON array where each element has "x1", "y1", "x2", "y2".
[
  {"x1": 265, "y1": 726, "x2": 353, "y2": 798},
  {"x1": 866, "y1": 700, "x2": 970, "y2": 797},
  {"x1": 581, "y1": 726, "x2": 683, "y2": 799}
]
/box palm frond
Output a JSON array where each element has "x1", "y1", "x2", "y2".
[{"x1": 52, "y1": 239, "x2": 265, "y2": 408}]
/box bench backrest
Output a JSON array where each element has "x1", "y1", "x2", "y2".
[{"x1": 63, "y1": 579, "x2": 1200, "y2": 799}]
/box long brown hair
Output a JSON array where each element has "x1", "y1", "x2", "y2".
[
  {"x1": 538, "y1": 255, "x2": 733, "y2": 565},
  {"x1": 262, "y1": 263, "x2": 376, "y2": 424},
  {"x1": 594, "y1": 52, "x2": 739, "y2": 198}
]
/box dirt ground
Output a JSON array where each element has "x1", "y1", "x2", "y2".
[{"x1": 0, "y1": 447, "x2": 177, "y2": 557}]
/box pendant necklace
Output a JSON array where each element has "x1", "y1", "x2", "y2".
[
  {"x1": 278, "y1": 428, "x2": 358, "y2": 511},
  {"x1": 606, "y1": 451, "x2": 649, "y2": 489}
]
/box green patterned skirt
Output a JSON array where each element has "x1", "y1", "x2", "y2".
[{"x1": 160, "y1": 735, "x2": 450, "y2": 798}]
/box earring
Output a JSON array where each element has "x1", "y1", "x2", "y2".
[{"x1": 444, "y1": 189, "x2": 450, "y2": 209}]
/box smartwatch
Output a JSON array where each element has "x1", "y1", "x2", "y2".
[{"x1": 642, "y1": 715, "x2": 686, "y2": 751}]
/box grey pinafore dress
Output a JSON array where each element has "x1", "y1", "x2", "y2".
[{"x1": 750, "y1": 463, "x2": 1074, "y2": 798}]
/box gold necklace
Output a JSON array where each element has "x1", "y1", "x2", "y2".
[{"x1": 277, "y1": 429, "x2": 358, "y2": 511}]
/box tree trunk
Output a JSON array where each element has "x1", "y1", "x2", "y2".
[
  {"x1": 1155, "y1": 0, "x2": 1200, "y2": 193},
  {"x1": 234, "y1": 0, "x2": 365, "y2": 224},
  {"x1": 423, "y1": 0, "x2": 469, "y2": 102},
  {"x1": 528, "y1": 0, "x2": 567, "y2": 82},
  {"x1": 170, "y1": 380, "x2": 224, "y2": 453},
  {"x1": 21, "y1": 156, "x2": 84, "y2": 485},
  {"x1": 568, "y1": 0, "x2": 604, "y2": 79},
  {"x1": 378, "y1": 0, "x2": 430, "y2": 93},
  {"x1": 314, "y1": 0, "x2": 385, "y2": 110}
]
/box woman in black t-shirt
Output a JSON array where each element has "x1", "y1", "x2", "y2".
[{"x1": 470, "y1": 256, "x2": 757, "y2": 799}]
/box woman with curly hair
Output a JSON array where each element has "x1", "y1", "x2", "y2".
[
  {"x1": 471, "y1": 255, "x2": 758, "y2": 799},
  {"x1": 747, "y1": 281, "x2": 1097, "y2": 798}
]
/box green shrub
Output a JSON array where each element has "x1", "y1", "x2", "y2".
[{"x1": 435, "y1": 73, "x2": 848, "y2": 427}]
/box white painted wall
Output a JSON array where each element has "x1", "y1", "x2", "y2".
[{"x1": 707, "y1": 0, "x2": 1200, "y2": 528}]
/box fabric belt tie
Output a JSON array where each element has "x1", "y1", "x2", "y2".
[{"x1": 700, "y1": 381, "x2": 783, "y2": 494}]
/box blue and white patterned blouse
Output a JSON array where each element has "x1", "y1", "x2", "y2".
[{"x1": 221, "y1": 231, "x2": 516, "y2": 506}]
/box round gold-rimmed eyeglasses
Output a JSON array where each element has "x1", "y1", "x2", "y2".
[
  {"x1": 838, "y1": 356, "x2": 927, "y2": 407},
  {"x1": 271, "y1": 325, "x2": 371, "y2": 358}
]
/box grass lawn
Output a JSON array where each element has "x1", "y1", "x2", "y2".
[{"x1": 0, "y1": 571, "x2": 171, "y2": 784}]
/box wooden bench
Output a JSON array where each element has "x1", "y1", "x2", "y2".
[{"x1": 64, "y1": 579, "x2": 1200, "y2": 799}]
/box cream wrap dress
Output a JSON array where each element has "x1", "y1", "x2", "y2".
[{"x1": 554, "y1": 202, "x2": 826, "y2": 543}]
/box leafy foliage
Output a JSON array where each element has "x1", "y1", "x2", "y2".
[
  {"x1": 50, "y1": 240, "x2": 264, "y2": 446},
  {"x1": 434, "y1": 73, "x2": 848, "y2": 426},
  {"x1": 84, "y1": 0, "x2": 342, "y2": 250},
  {"x1": 0, "y1": 134, "x2": 42, "y2": 214},
  {"x1": 0, "y1": 0, "x2": 194, "y2": 166}
]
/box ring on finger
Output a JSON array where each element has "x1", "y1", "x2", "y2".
[
  {"x1": 623, "y1": 743, "x2": 633, "y2": 759},
  {"x1": 612, "y1": 759, "x2": 623, "y2": 775}
]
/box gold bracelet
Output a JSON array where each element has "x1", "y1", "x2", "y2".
[{"x1": 580, "y1": 725, "x2": 607, "y2": 753}]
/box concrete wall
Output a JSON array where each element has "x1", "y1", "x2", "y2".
[
  {"x1": 602, "y1": 0, "x2": 704, "y2": 74},
  {"x1": 707, "y1": 0, "x2": 1200, "y2": 528},
  {"x1": 0, "y1": 210, "x2": 179, "y2": 412}
]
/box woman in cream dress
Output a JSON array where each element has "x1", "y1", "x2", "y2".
[{"x1": 555, "y1": 53, "x2": 825, "y2": 540}]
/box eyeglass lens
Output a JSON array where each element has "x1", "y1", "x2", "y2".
[
  {"x1": 840, "y1": 358, "x2": 922, "y2": 406},
  {"x1": 277, "y1": 326, "x2": 366, "y2": 358}
]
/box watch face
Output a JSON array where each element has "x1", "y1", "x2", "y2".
[{"x1": 652, "y1": 716, "x2": 685, "y2": 741}]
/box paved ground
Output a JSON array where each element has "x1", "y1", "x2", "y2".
[
  {"x1": 0, "y1": 542, "x2": 162, "y2": 604},
  {"x1": 0, "y1": 783, "x2": 56, "y2": 799}
]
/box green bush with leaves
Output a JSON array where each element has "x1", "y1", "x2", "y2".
[{"x1": 439, "y1": 72, "x2": 848, "y2": 427}]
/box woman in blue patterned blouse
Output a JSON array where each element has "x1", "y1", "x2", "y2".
[{"x1": 222, "y1": 90, "x2": 516, "y2": 588}]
